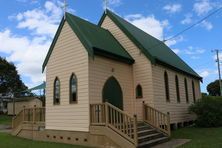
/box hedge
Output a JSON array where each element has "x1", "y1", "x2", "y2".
[{"x1": 189, "y1": 96, "x2": 222, "y2": 127}]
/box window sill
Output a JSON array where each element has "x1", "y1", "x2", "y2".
[
  {"x1": 136, "y1": 96, "x2": 143, "y2": 99},
  {"x1": 70, "y1": 101, "x2": 78, "y2": 104}
]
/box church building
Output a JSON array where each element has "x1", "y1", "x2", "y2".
[{"x1": 40, "y1": 10, "x2": 202, "y2": 147}]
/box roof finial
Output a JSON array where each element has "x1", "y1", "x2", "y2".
[
  {"x1": 62, "y1": 0, "x2": 68, "y2": 20},
  {"x1": 104, "y1": 0, "x2": 108, "y2": 14}
]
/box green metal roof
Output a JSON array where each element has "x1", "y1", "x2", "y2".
[
  {"x1": 27, "y1": 82, "x2": 46, "y2": 92},
  {"x1": 99, "y1": 10, "x2": 202, "y2": 80},
  {"x1": 42, "y1": 12, "x2": 134, "y2": 72}
]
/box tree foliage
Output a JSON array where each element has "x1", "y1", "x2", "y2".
[
  {"x1": 189, "y1": 96, "x2": 222, "y2": 127},
  {"x1": 207, "y1": 80, "x2": 221, "y2": 96},
  {"x1": 0, "y1": 57, "x2": 27, "y2": 94}
]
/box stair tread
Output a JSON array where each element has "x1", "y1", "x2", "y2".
[
  {"x1": 137, "y1": 129, "x2": 155, "y2": 134},
  {"x1": 138, "y1": 136, "x2": 169, "y2": 146},
  {"x1": 138, "y1": 133, "x2": 161, "y2": 140},
  {"x1": 137, "y1": 125, "x2": 151, "y2": 128}
]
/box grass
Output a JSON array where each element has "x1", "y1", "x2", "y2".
[
  {"x1": 172, "y1": 127, "x2": 222, "y2": 148},
  {"x1": 0, "y1": 115, "x2": 12, "y2": 125},
  {"x1": 0, "y1": 132, "x2": 88, "y2": 148}
]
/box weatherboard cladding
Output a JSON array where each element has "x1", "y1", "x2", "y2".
[
  {"x1": 42, "y1": 12, "x2": 134, "y2": 72},
  {"x1": 99, "y1": 10, "x2": 202, "y2": 80},
  {"x1": 43, "y1": 10, "x2": 201, "y2": 80}
]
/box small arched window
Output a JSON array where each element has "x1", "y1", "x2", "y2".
[
  {"x1": 54, "y1": 77, "x2": 60, "y2": 105},
  {"x1": 192, "y1": 80, "x2": 196, "y2": 103},
  {"x1": 136, "y1": 84, "x2": 143, "y2": 98},
  {"x1": 70, "y1": 74, "x2": 77, "y2": 103},
  {"x1": 164, "y1": 71, "x2": 170, "y2": 102},
  {"x1": 175, "y1": 75, "x2": 180, "y2": 103},
  {"x1": 184, "y1": 78, "x2": 189, "y2": 103}
]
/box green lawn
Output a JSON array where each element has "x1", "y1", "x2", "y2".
[
  {"x1": 0, "y1": 115, "x2": 12, "y2": 125},
  {"x1": 0, "y1": 132, "x2": 88, "y2": 148},
  {"x1": 172, "y1": 127, "x2": 222, "y2": 148}
]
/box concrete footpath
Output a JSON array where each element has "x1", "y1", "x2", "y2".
[
  {"x1": 0, "y1": 124, "x2": 12, "y2": 133},
  {"x1": 151, "y1": 139, "x2": 191, "y2": 148}
]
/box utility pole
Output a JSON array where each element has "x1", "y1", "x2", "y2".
[{"x1": 212, "y1": 49, "x2": 222, "y2": 96}]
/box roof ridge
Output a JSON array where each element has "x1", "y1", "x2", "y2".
[{"x1": 99, "y1": 10, "x2": 201, "y2": 79}]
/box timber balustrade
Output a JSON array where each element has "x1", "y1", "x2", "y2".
[
  {"x1": 12, "y1": 107, "x2": 45, "y2": 130},
  {"x1": 143, "y1": 103, "x2": 171, "y2": 136},
  {"x1": 90, "y1": 102, "x2": 138, "y2": 146}
]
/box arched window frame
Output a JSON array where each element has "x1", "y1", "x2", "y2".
[
  {"x1": 53, "y1": 77, "x2": 60, "y2": 105},
  {"x1": 164, "y1": 71, "x2": 170, "y2": 102},
  {"x1": 192, "y1": 80, "x2": 196, "y2": 103},
  {"x1": 175, "y1": 75, "x2": 180, "y2": 103},
  {"x1": 184, "y1": 78, "x2": 189, "y2": 103},
  {"x1": 69, "y1": 73, "x2": 78, "y2": 104},
  {"x1": 136, "y1": 84, "x2": 143, "y2": 99}
]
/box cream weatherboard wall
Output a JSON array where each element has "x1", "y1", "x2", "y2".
[
  {"x1": 152, "y1": 64, "x2": 201, "y2": 123},
  {"x1": 101, "y1": 16, "x2": 155, "y2": 119},
  {"x1": 7, "y1": 98, "x2": 42, "y2": 115},
  {"x1": 89, "y1": 56, "x2": 134, "y2": 115},
  {"x1": 45, "y1": 22, "x2": 89, "y2": 132}
]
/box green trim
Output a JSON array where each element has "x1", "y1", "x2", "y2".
[
  {"x1": 66, "y1": 13, "x2": 94, "y2": 56},
  {"x1": 42, "y1": 17, "x2": 65, "y2": 72},
  {"x1": 93, "y1": 47, "x2": 134, "y2": 64},
  {"x1": 156, "y1": 59, "x2": 202, "y2": 81},
  {"x1": 42, "y1": 12, "x2": 134, "y2": 72},
  {"x1": 98, "y1": 10, "x2": 156, "y2": 64},
  {"x1": 98, "y1": 9, "x2": 202, "y2": 80}
]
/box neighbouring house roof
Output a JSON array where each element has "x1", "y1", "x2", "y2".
[
  {"x1": 98, "y1": 10, "x2": 202, "y2": 80},
  {"x1": 42, "y1": 12, "x2": 134, "y2": 72},
  {"x1": 8, "y1": 97, "x2": 40, "y2": 103},
  {"x1": 27, "y1": 82, "x2": 46, "y2": 92}
]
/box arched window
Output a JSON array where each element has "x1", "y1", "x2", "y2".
[
  {"x1": 70, "y1": 74, "x2": 77, "y2": 103},
  {"x1": 184, "y1": 78, "x2": 189, "y2": 103},
  {"x1": 164, "y1": 71, "x2": 170, "y2": 102},
  {"x1": 175, "y1": 75, "x2": 180, "y2": 103},
  {"x1": 136, "y1": 84, "x2": 143, "y2": 98},
  {"x1": 192, "y1": 80, "x2": 196, "y2": 103},
  {"x1": 54, "y1": 77, "x2": 60, "y2": 105}
]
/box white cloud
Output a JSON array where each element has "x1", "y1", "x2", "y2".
[
  {"x1": 165, "y1": 35, "x2": 184, "y2": 47},
  {"x1": 16, "y1": 1, "x2": 63, "y2": 38},
  {"x1": 201, "y1": 20, "x2": 213, "y2": 30},
  {"x1": 125, "y1": 14, "x2": 168, "y2": 40},
  {"x1": 181, "y1": 13, "x2": 193, "y2": 25},
  {"x1": 163, "y1": 4, "x2": 182, "y2": 13},
  {"x1": 193, "y1": 0, "x2": 213, "y2": 16},
  {"x1": 0, "y1": 0, "x2": 67, "y2": 87},
  {"x1": 109, "y1": 0, "x2": 121, "y2": 6},
  {"x1": 185, "y1": 46, "x2": 205, "y2": 55},
  {"x1": 198, "y1": 69, "x2": 217, "y2": 78},
  {"x1": 0, "y1": 29, "x2": 50, "y2": 87},
  {"x1": 172, "y1": 49, "x2": 180, "y2": 54},
  {"x1": 200, "y1": 70, "x2": 210, "y2": 77}
]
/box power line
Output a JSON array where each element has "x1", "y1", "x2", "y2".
[
  {"x1": 141, "y1": 6, "x2": 222, "y2": 52},
  {"x1": 165, "y1": 6, "x2": 222, "y2": 42}
]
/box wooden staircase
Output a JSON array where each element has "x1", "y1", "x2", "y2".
[
  {"x1": 90, "y1": 102, "x2": 171, "y2": 148},
  {"x1": 12, "y1": 107, "x2": 45, "y2": 135},
  {"x1": 137, "y1": 122, "x2": 169, "y2": 147}
]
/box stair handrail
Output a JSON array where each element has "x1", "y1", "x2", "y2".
[
  {"x1": 143, "y1": 102, "x2": 171, "y2": 136},
  {"x1": 12, "y1": 107, "x2": 45, "y2": 131},
  {"x1": 12, "y1": 109, "x2": 24, "y2": 130},
  {"x1": 90, "y1": 102, "x2": 138, "y2": 146}
]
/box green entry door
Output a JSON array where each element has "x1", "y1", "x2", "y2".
[{"x1": 102, "y1": 76, "x2": 123, "y2": 110}]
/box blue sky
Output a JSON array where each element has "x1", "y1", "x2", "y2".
[{"x1": 0, "y1": 0, "x2": 222, "y2": 92}]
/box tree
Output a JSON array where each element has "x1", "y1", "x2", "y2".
[
  {"x1": 207, "y1": 80, "x2": 221, "y2": 96},
  {"x1": 0, "y1": 57, "x2": 27, "y2": 95}
]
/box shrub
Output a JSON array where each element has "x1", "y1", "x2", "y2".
[{"x1": 189, "y1": 96, "x2": 222, "y2": 127}]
